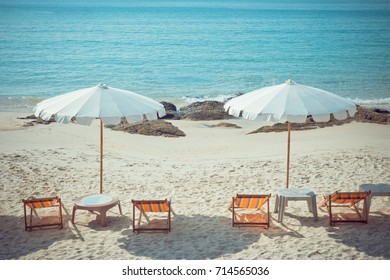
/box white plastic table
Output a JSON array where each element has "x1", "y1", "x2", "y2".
[
  {"x1": 274, "y1": 188, "x2": 318, "y2": 223},
  {"x1": 359, "y1": 184, "x2": 390, "y2": 213},
  {"x1": 72, "y1": 194, "x2": 122, "y2": 226}
]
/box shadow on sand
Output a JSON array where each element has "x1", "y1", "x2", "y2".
[
  {"x1": 0, "y1": 213, "x2": 77, "y2": 259},
  {"x1": 1, "y1": 205, "x2": 131, "y2": 259},
  {"x1": 326, "y1": 211, "x2": 390, "y2": 259},
  {"x1": 118, "y1": 214, "x2": 296, "y2": 260}
]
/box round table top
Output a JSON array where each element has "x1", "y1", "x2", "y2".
[
  {"x1": 277, "y1": 188, "x2": 315, "y2": 197},
  {"x1": 75, "y1": 194, "x2": 118, "y2": 207}
]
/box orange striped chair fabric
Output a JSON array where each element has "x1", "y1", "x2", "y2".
[
  {"x1": 230, "y1": 194, "x2": 271, "y2": 229},
  {"x1": 22, "y1": 196, "x2": 63, "y2": 231},
  {"x1": 329, "y1": 192, "x2": 368, "y2": 204},
  {"x1": 233, "y1": 195, "x2": 269, "y2": 209},
  {"x1": 318, "y1": 191, "x2": 370, "y2": 226},
  {"x1": 24, "y1": 197, "x2": 60, "y2": 209},
  {"x1": 319, "y1": 192, "x2": 369, "y2": 208},
  {"x1": 134, "y1": 200, "x2": 170, "y2": 212},
  {"x1": 132, "y1": 199, "x2": 172, "y2": 233}
]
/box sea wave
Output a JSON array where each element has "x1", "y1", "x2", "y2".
[
  {"x1": 349, "y1": 97, "x2": 390, "y2": 110},
  {"x1": 350, "y1": 97, "x2": 390, "y2": 105},
  {"x1": 180, "y1": 94, "x2": 236, "y2": 104}
]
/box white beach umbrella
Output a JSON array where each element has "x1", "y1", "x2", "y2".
[
  {"x1": 34, "y1": 83, "x2": 166, "y2": 193},
  {"x1": 224, "y1": 79, "x2": 357, "y2": 187}
]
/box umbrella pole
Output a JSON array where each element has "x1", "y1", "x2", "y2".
[
  {"x1": 100, "y1": 119, "x2": 103, "y2": 194},
  {"x1": 286, "y1": 122, "x2": 291, "y2": 188}
]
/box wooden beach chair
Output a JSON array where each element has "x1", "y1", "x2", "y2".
[
  {"x1": 229, "y1": 194, "x2": 271, "y2": 229},
  {"x1": 22, "y1": 196, "x2": 63, "y2": 231},
  {"x1": 132, "y1": 199, "x2": 173, "y2": 233},
  {"x1": 318, "y1": 191, "x2": 370, "y2": 226}
]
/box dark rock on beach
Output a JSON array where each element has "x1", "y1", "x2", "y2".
[
  {"x1": 249, "y1": 122, "x2": 320, "y2": 134},
  {"x1": 177, "y1": 101, "x2": 233, "y2": 120},
  {"x1": 111, "y1": 119, "x2": 185, "y2": 138},
  {"x1": 160, "y1": 101, "x2": 177, "y2": 112},
  {"x1": 159, "y1": 101, "x2": 179, "y2": 119},
  {"x1": 19, "y1": 114, "x2": 55, "y2": 126},
  {"x1": 207, "y1": 122, "x2": 242, "y2": 129},
  {"x1": 18, "y1": 114, "x2": 37, "y2": 120},
  {"x1": 354, "y1": 106, "x2": 390, "y2": 124}
]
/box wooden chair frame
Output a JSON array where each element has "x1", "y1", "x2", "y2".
[
  {"x1": 132, "y1": 199, "x2": 173, "y2": 233},
  {"x1": 319, "y1": 191, "x2": 370, "y2": 226},
  {"x1": 230, "y1": 194, "x2": 271, "y2": 229},
  {"x1": 22, "y1": 196, "x2": 63, "y2": 231}
]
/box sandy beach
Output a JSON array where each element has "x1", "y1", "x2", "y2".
[{"x1": 0, "y1": 111, "x2": 389, "y2": 260}]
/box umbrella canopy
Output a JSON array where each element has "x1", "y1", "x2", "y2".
[
  {"x1": 35, "y1": 83, "x2": 165, "y2": 125},
  {"x1": 34, "y1": 83, "x2": 166, "y2": 193},
  {"x1": 224, "y1": 79, "x2": 357, "y2": 187}
]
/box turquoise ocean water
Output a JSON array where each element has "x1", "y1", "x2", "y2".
[{"x1": 0, "y1": 0, "x2": 389, "y2": 111}]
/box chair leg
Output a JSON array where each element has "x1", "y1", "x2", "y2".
[
  {"x1": 232, "y1": 197, "x2": 235, "y2": 227},
  {"x1": 132, "y1": 203, "x2": 136, "y2": 233},
  {"x1": 138, "y1": 210, "x2": 143, "y2": 227},
  {"x1": 71, "y1": 205, "x2": 77, "y2": 224},
  {"x1": 168, "y1": 207, "x2": 171, "y2": 232},
  {"x1": 232, "y1": 210, "x2": 234, "y2": 227},
  {"x1": 23, "y1": 204, "x2": 28, "y2": 231},
  {"x1": 59, "y1": 203, "x2": 63, "y2": 229},
  {"x1": 351, "y1": 203, "x2": 363, "y2": 220},
  {"x1": 142, "y1": 211, "x2": 150, "y2": 223},
  {"x1": 29, "y1": 208, "x2": 33, "y2": 230},
  {"x1": 328, "y1": 197, "x2": 333, "y2": 226}
]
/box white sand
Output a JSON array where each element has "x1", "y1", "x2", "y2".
[{"x1": 0, "y1": 112, "x2": 389, "y2": 260}]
